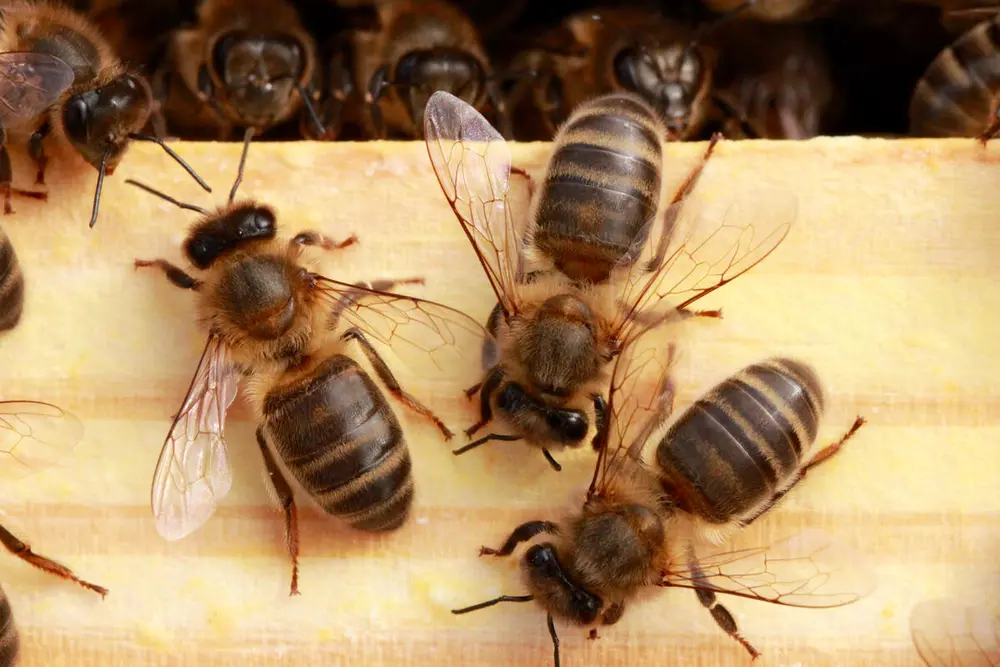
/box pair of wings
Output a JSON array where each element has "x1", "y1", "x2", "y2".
[
  {"x1": 0, "y1": 52, "x2": 75, "y2": 130},
  {"x1": 151, "y1": 275, "x2": 492, "y2": 541},
  {"x1": 0, "y1": 400, "x2": 84, "y2": 480},
  {"x1": 911, "y1": 598, "x2": 1000, "y2": 667},
  {"x1": 423, "y1": 90, "x2": 795, "y2": 351}
]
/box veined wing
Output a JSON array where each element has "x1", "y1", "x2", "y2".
[{"x1": 0, "y1": 52, "x2": 74, "y2": 130}]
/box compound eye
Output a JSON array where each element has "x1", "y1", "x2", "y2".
[
  {"x1": 63, "y1": 96, "x2": 91, "y2": 140},
  {"x1": 546, "y1": 410, "x2": 588, "y2": 441},
  {"x1": 613, "y1": 47, "x2": 640, "y2": 91}
]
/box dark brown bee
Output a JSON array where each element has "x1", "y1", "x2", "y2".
[
  {"x1": 0, "y1": 1, "x2": 209, "y2": 227},
  {"x1": 452, "y1": 342, "x2": 873, "y2": 666},
  {"x1": 909, "y1": 12, "x2": 1000, "y2": 142},
  {"x1": 131, "y1": 129, "x2": 488, "y2": 595},
  {"x1": 910, "y1": 598, "x2": 1000, "y2": 666},
  {"x1": 315, "y1": 0, "x2": 507, "y2": 140},
  {"x1": 0, "y1": 226, "x2": 23, "y2": 332},
  {"x1": 425, "y1": 90, "x2": 793, "y2": 471},
  {"x1": 153, "y1": 0, "x2": 325, "y2": 140}
]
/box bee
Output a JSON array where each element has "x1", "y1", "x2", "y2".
[
  {"x1": 0, "y1": 400, "x2": 108, "y2": 599},
  {"x1": 451, "y1": 339, "x2": 873, "y2": 665},
  {"x1": 424, "y1": 90, "x2": 794, "y2": 471},
  {"x1": 153, "y1": 0, "x2": 326, "y2": 140},
  {"x1": 315, "y1": 0, "x2": 507, "y2": 140},
  {"x1": 909, "y1": 13, "x2": 1000, "y2": 142},
  {"x1": 130, "y1": 129, "x2": 489, "y2": 594},
  {"x1": 0, "y1": 226, "x2": 23, "y2": 332},
  {"x1": 0, "y1": 0, "x2": 211, "y2": 227},
  {"x1": 699, "y1": 0, "x2": 838, "y2": 22},
  {"x1": 910, "y1": 598, "x2": 1000, "y2": 666}
]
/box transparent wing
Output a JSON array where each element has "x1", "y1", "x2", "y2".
[
  {"x1": 315, "y1": 274, "x2": 494, "y2": 379},
  {"x1": 911, "y1": 598, "x2": 1000, "y2": 667},
  {"x1": 662, "y1": 529, "x2": 878, "y2": 608},
  {"x1": 0, "y1": 401, "x2": 84, "y2": 480},
  {"x1": 610, "y1": 190, "x2": 796, "y2": 346},
  {"x1": 424, "y1": 90, "x2": 523, "y2": 316},
  {"x1": 0, "y1": 52, "x2": 75, "y2": 130},
  {"x1": 151, "y1": 335, "x2": 239, "y2": 541}
]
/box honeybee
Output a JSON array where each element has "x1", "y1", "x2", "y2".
[
  {"x1": 0, "y1": 1, "x2": 210, "y2": 227},
  {"x1": 313, "y1": 0, "x2": 506, "y2": 141},
  {"x1": 424, "y1": 90, "x2": 794, "y2": 470},
  {"x1": 910, "y1": 598, "x2": 1000, "y2": 666},
  {"x1": 452, "y1": 339, "x2": 873, "y2": 665},
  {"x1": 153, "y1": 0, "x2": 325, "y2": 140},
  {"x1": 909, "y1": 13, "x2": 1000, "y2": 142},
  {"x1": 131, "y1": 129, "x2": 489, "y2": 594},
  {"x1": 0, "y1": 226, "x2": 23, "y2": 332},
  {"x1": 0, "y1": 400, "x2": 107, "y2": 598}
]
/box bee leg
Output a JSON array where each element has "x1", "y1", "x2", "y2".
[
  {"x1": 133, "y1": 259, "x2": 200, "y2": 290},
  {"x1": 316, "y1": 37, "x2": 354, "y2": 141},
  {"x1": 28, "y1": 123, "x2": 51, "y2": 186},
  {"x1": 463, "y1": 366, "x2": 505, "y2": 438},
  {"x1": 590, "y1": 394, "x2": 607, "y2": 451},
  {"x1": 341, "y1": 327, "x2": 455, "y2": 440},
  {"x1": 255, "y1": 427, "x2": 301, "y2": 597},
  {"x1": 479, "y1": 520, "x2": 557, "y2": 557},
  {"x1": 290, "y1": 231, "x2": 359, "y2": 252},
  {"x1": 688, "y1": 551, "x2": 761, "y2": 660},
  {"x1": 0, "y1": 523, "x2": 107, "y2": 598},
  {"x1": 980, "y1": 96, "x2": 1000, "y2": 146},
  {"x1": 365, "y1": 65, "x2": 391, "y2": 139},
  {"x1": 0, "y1": 125, "x2": 12, "y2": 215},
  {"x1": 711, "y1": 92, "x2": 758, "y2": 140}
]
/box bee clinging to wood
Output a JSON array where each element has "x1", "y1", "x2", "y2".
[
  {"x1": 0, "y1": 1, "x2": 212, "y2": 227},
  {"x1": 0, "y1": 226, "x2": 23, "y2": 332},
  {"x1": 424, "y1": 89, "x2": 793, "y2": 471},
  {"x1": 910, "y1": 597, "x2": 1000, "y2": 666},
  {"x1": 131, "y1": 129, "x2": 491, "y2": 594},
  {"x1": 451, "y1": 335, "x2": 873, "y2": 666},
  {"x1": 153, "y1": 0, "x2": 325, "y2": 140}
]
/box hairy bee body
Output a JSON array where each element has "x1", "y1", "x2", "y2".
[
  {"x1": 531, "y1": 93, "x2": 664, "y2": 284},
  {"x1": 260, "y1": 354, "x2": 413, "y2": 532},
  {"x1": 0, "y1": 227, "x2": 23, "y2": 332},
  {"x1": 656, "y1": 357, "x2": 824, "y2": 527},
  {"x1": 0, "y1": 587, "x2": 17, "y2": 667},
  {"x1": 909, "y1": 14, "x2": 1000, "y2": 137}
]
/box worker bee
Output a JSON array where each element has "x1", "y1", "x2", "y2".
[
  {"x1": 424, "y1": 90, "x2": 794, "y2": 471},
  {"x1": 131, "y1": 129, "x2": 489, "y2": 594},
  {"x1": 910, "y1": 598, "x2": 1000, "y2": 666},
  {"x1": 0, "y1": 1, "x2": 210, "y2": 227},
  {"x1": 0, "y1": 226, "x2": 23, "y2": 332},
  {"x1": 313, "y1": 0, "x2": 507, "y2": 140},
  {"x1": 452, "y1": 338, "x2": 873, "y2": 665},
  {"x1": 0, "y1": 400, "x2": 107, "y2": 598},
  {"x1": 909, "y1": 12, "x2": 1000, "y2": 142},
  {"x1": 153, "y1": 0, "x2": 326, "y2": 140}
]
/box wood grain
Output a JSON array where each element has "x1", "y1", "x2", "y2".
[{"x1": 0, "y1": 136, "x2": 997, "y2": 667}]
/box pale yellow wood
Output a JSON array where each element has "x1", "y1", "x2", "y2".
[{"x1": 0, "y1": 136, "x2": 997, "y2": 667}]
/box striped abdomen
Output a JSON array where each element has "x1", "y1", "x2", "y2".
[
  {"x1": 0, "y1": 588, "x2": 18, "y2": 667},
  {"x1": 261, "y1": 354, "x2": 413, "y2": 532},
  {"x1": 655, "y1": 358, "x2": 825, "y2": 525},
  {"x1": 0, "y1": 229, "x2": 23, "y2": 332},
  {"x1": 533, "y1": 92, "x2": 664, "y2": 284},
  {"x1": 909, "y1": 16, "x2": 1000, "y2": 137}
]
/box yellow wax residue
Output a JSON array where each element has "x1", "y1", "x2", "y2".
[
  {"x1": 315, "y1": 627, "x2": 347, "y2": 644},
  {"x1": 410, "y1": 571, "x2": 500, "y2": 619},
  {"x1": 133, "y1": 620, "x2": 175, "y2": 650}
]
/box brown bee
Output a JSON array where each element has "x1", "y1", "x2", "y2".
[
  {"x1": 0, "y1": 400, "x2": 108, "y2": 599},
  {"x1": 315, "y1": 0, "x2": 507, "y2": 140},
  {"x1": 131, "y1": 129, "x2": 488, "y2": 594},
  {"x1": 0, "y1": 226, "x2": 23, "y2": 332},
  {"x1": 0, "y1": 0, "x2": 210, "y2": 227},
  {"x1": 909, "y1": 12, "x2": 1000, "y2": 142},
  {"x1": 153, "y1": 0, "x2": 326, "y2": 140},
  {"x1": 910, "y1": 598, "x2": 1000, "y2": 666},
  {"x1": 452, "y1": 340, "x2": 873, "y2": 665},
  {"x1": 700, "y1": 0, "x2": 839, "y2": 22},
  {"x1": 424, "y1": 89, "x2": 794, "y2": 471}
]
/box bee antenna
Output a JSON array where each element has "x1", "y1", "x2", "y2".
[
  {"x1": 452, "y1": 433, "x2": 520, "y2": 456},
  {"x1": 229, "y1": 127, "x2": 255, "y2": 204},
  {"x1": 451, "y1": 594, "x2": 534, "y2": 615},
  {"x1": 547, "y1": 613, "x2": 561, "y2": 667},
  {"x1": 88, "y1": 147, "x2": 111, "y2": 228},
  {"x1": 295, "y1": 83, "x2": 326, "y2": 137},
  {"x1": 125, "y1": 179, "x2": 210, "y2": 215},
  {"x1": 128, "y1": 134, "x2": 212, "y2": 193}
]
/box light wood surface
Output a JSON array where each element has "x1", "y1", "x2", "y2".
[{"x1": 0, "y1": 136, "x2": 997, "y2": 667}]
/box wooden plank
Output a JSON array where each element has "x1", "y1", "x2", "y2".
[{"x1": 0, "y1": 136, "x2": 997, "y2": 666}]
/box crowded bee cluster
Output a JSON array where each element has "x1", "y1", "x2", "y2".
[{"x1": 0, "y1": 0, "x2": 995, "y2": 666}]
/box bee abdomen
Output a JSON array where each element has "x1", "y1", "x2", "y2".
[
  {"x1": 656, "y1": 358, "x2": 824, "y2": 524},
  {"x1": 909, "y1": 16, "x2": 1000, "y2": 137},
  {"x1": 262, "y1": 354, "x2": 413, "y2": 533},
  {"x1": 534, "y1": 93, "x2": 664, "y2": 283},
  {"x1": 0, "y1": 588, "x2": 19, "y2": 667},
  {"x1": 0, "y1": 230, "x2": 24, "y2": 332}
]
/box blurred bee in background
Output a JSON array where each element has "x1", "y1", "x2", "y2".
[
  {"x1": 699, "y1": 0, "x2": 839, "y2": 22},
  {"x1": 0, "y1": 226, "x2": 23, "y2": 332},
  {"x1": 451, "y1": 338, "x2": 872, "y2": 666},
  {"x1": 425, "y1": 89, "x2": 793, "y2": 471},
  {"x1": 131, "y1": 129, "x2": 489, "y2": 594},
  {"x1": 153, "y1": 0, "x2": 326, "y2": 140},
  {"x1": 0, "y1": 1, "x2": 210, "y2": 227},
  {"x1": 910, "y1": 598, "x2": 1000, "y2": 665},
  {"x1": 908, "y1": 12, "x2": 1000, "y2": 142},
  {"x1": 311, "y1": 0, "x2": 507, "y2": 140}
]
